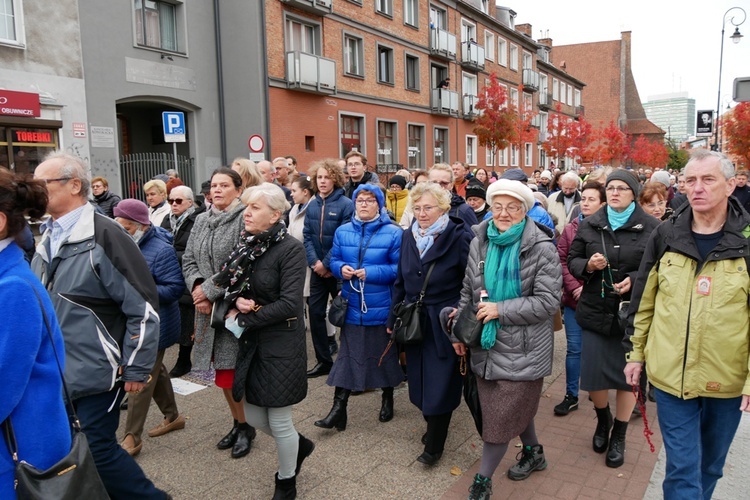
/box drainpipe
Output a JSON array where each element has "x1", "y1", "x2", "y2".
[
  {"x1": 214, "y1": 0, "x2": 227, "y2": 165},
  {"x1": 260, "y1": 0, "x2": 271, "y2": 156}
]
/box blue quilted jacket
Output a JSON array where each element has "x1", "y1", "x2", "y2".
[
  {"x1": 139, "y1": 226, "x2": 185, "y2": 350},
  {"x1": 330, "y1": 185, "x2": 402, "y2": 326},
  {"x1": 303, "y1": 187, "x2": 354, "y2": 269}
]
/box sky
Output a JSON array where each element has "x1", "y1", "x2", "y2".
[{"x1": 514, "y1": 0, "x2": 750, "y2": 115}]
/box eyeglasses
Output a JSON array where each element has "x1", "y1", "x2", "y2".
[
  {"x1": 430, "y1": 180, "x2": 452, "y2": 188},
  {"x1": 168, "y1": 198, "x2": 185, "y2": 205},
  {"x1": 355, "y1": 198, "x2": 378, "y2": 205},
  {"x1": 347, "y1": 162, "x2": 364, "y2": 167},
  {"x1": 41, "y1": 177, "x2": 72, "y2": 185},
  {"x1": 413, "y1": 205, "x2": 439, "y2": 214},
  {"x1": 644, "y1": 201, "x2": 666, "y2": 209},
  {"x1": 491, "y1": 203, "x2": 524, "y2": 214},
  {"x1": 606, "y1": 186, "x2": 632, "y2": 193}
]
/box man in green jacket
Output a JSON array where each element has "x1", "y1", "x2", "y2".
[{"x1": 624, "y1": 150, "x2": 750, "y2": 499}]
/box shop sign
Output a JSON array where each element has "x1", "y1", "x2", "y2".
[
  {"x1": 0, "y1": 90, "x2": 41, "y2": 117},
  {"x1": 14, "y1": 130, "x2": 53, "y2": 143}
]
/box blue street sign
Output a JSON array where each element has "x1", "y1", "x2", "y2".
[{"x1": 162, "y1": 111, "x2": 186, "y2": 143}]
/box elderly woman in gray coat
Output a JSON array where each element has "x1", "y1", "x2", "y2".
[{"x1": 451, "y1": 179, "x2": 562, "y2": 499}]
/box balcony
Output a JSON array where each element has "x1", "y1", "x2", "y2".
[
  {"x1": 529, "y1": 114, "x2": 542, "y2": 129},
  {"x1": 460, "y1": 42, "x2": 485, "y2": 71},
  {"x1": 575, "y1": 105, "x2": 585, "y2": 117},
  {"x1": 463, "y1": 94, "x2": 481, "y2": 119},
  {"x1": 538, "y1": 92, "x2": 553, "y2": 110},
  {"x1": 429, "y1": 28, "x2": 457, "y2": 60},
  {"x1": 522, "y1": 69, "x2": 540, "y2": 92},
  {"x1": 285, "y1": 51, "x2": 336, "y2": 95},
  {"x1": 431, "y1": 89, "x2": 459, "y2": 116},
  {"x1": 280, "y1": 0, "x2": 332, "y2": 16}
]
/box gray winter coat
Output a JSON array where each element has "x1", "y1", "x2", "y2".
[
  {"x1": 181, "y1": 201, "x2": 246, "y2": 370},
  {"x1": 454, "y1": 217, "x2": 562, "y2": 381}
]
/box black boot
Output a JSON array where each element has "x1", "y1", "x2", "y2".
[
  {"x1": 169, "y1": 345, "x2": 192, "y2": 378},
  {"x1": 379, "y1": 387, "x2": 394, "y2": 422},
  {"x1": 231, "y1": 423, "x2": 256, "y2": 458},
  {"x1": 593, "y1": 405, "x2": 613, "y2": 453},
  {"x1": 417, "y1": 413, "x2": 452, "y2": 466},
  {"x1": 314, "y1": 387, "x2": 350, "y2": 431},
  {"x1": 606, "y1": 419, "x2": 628, "y2": 468},
  {"x1": 217, "y1": 419, "x2": 239, "y2": 450},
  {"x1": 296, "y1": 434, "x2": 315, "y2": 475},
  {"x1": 272, "y1": 473, "x2": 296, "y2": 500}
]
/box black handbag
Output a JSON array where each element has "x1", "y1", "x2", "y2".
[
  {"x1": 461, "y1": 357, "x2": 483, "y2": 436},
  {"x1": 2, "y1": 287, "x2": 109, "y2": 500},
  {"x1": 392, "y1": 263, "x2": 436, "y2": 345},
  {"x1": 453, "y1": 260, "x2": 486, "y2": 348},
  {"x1": 328, "y1": 294, "x2": 348, "y2": 328},
  {"x1": 211, "y1": 298, "x2": 231, "y2": 329}
]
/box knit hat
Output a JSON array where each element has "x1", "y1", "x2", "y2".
[
  {"x1": 113, "y1": 198, "x2": 151, "y2": 226},
  {"x1": 500, "y1": 168, "x2": 529, "y2": 183},
  {"x1": 650, "y1": 170, "x2": 671, "y2": 189},
  {"x1": 606, "y1": 169, "x2": 641, "y2": 197},
  {"x1": 540, "y1": 170, "x2": 553, "y2": 180},
  {"x1": 465, "y1": 180, "x2": 487, "y2": 201},
  {"x1": 388, "y1": 175, "x2": 407, "y2": 190},
  {"x1": 485, "y1": 179, "x2": 535, "y2": 212}
]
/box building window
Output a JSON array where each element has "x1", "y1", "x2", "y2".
[
  {"x1": 343, "y1": 34, "x2": 364, "y2": 77},
  {"x1": 377, "y1": 121, "x2": 397, "y2": 166},
  {"x1": 479, "y1": 0, "x2": 490, "y2": 14},
  {"x1": 429, "y1": 5, "x2": 446, "y2": 29},
  {"x1": 497, "y1": 37, "x2": 507, "y2": 67},
  {"x1": 540, "y1": 112, "x2": 548, "y2": 139},
  {"x1": 522, "y1": 50, "x2": 532, "y2": 70},
  {"x1": 376, "y1": 0, "x2": 393, "y2": 17},
  {"x1": 405, "y1": 54, "x2": 420, "y2": 91},
  {"x1": 509, "y1": 44, "x2": 518, "y2": 71},
  {"x1": 484, "y1": 32, "x2": 495, "y2": 61},
  {"x1": 434, "y1": 127, "x2": 448, "y2": 164},
  {"x1": 0, "y1": 126, "x2": 59, "y2": 175},
  {"x1": 463, "y1": 72, "x2": 478, "y2": 114},
  {"x1": 466, "y1": 135, "x2": 477, "y2": 166},
  {"x1": 498, "y1": 147, "x2": 508, "y2": 166},
  {"x1": 568, "y1": 85, "x2": 574, "y2": 106},
  {"x1": 408, "y1": 124, "x2": 425, "y2": 169},
  {"x1": 0, "y1": 0, "x2": 24, "y2": 47},
  {"x1": 524, "y1": 143, "x2": 533, "y2": 167},
  {"x1": 305, "y1": 136, "x2": 315, "y2": 152},
  {"x1": 552, "y1": 78, "x2": 559, "y2": 101},
  {"x1": 286, "y1": 17, "x2": 320, "y2": 55},
  {"x1": 510, "y1": 87, "x2": 519, "y2": 109},
  {"x1": 134, "y1": 0, "x2": 180, "y2": 52},
  {"x1": 340, "y1": 115, "x2": 364, "y2": 157},
  {"x1": 460, "y1": 19, "x2": 476, "y2": 44},
  {"x1": 561, "y1": 82, "x2": 567, "y2": 104},
  {"x1": 485, "y1": 147, "x2": 494, "y2": 167},
  {"x1": 377, "y1": 45, "x2": 394, "y2": 85},
  {"x1": 404, "y1": 0, "x2": 418, "y2": 27},
  {"x1": 540, "y1": 73, "x2": 548, "y2": 95},
  {"x1": 574, "y1": 89, "x2": 581, "y2": 107},
  {"x1": 510, "y1": 145, "x2": 519, "y2": 166}
]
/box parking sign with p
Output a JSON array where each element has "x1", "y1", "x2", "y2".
[{"x1": 162, "y1": 111, "x2": 186, "y2": 143}]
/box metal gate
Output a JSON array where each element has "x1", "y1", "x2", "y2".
[{"x1": 120, "y1": 153, "x2": 195, "y2": 202}]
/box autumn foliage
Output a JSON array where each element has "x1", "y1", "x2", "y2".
[
  {"x1": 723, "y1": 102, "x2": 750, "y2": 168},
  {"x1": 473, "y1": 74, "x2": 518, "y2": 166},
  {"x1": 627, "y1": 135, "x2": 670, "y2": 168}
]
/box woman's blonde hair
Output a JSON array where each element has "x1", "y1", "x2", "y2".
[
  {"x1": 231, "y1": 157, "x2": 264, "y2": 188},
  {"x1": 408, "y1": 181, "x2": 451, "y2": 212},
  {"x1": 143, "y1": 179, "x2": 167, "y2": 195}
]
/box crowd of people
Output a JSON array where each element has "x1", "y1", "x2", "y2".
[{"x1": 1, "y1": 150, "x2": 749, "y2": 500}]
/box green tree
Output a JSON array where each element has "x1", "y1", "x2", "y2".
[{"x1": 666, "y1": 141, "x2": 689, "y2": 171}]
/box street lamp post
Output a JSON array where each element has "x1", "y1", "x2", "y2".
[{"x1": 714, "y1": 6, "x2": 746, "y2": 152}]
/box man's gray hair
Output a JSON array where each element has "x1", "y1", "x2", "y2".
[
  {"x1": 43, "y1": 151, "x2": 90, "y2": 198},
  {"x1": 166, "y1": 169, "x2": 179, "y2": 178},
  {"x1": 561, "y1": 170, "x2": 581, "y2": 188},
  {"x1": 685, "y1": 150, "x2": 735, "y2": 180},
  {"x1": 170, "y1": 185, "x2": 194, "y2": 202}
]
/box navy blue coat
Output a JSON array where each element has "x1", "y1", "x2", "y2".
[
  {"x1": 389, "y1": 216, "x2": 473, "y2": 415},
  {"x1": 449, "y1": 192, "x2": 479, "y2": 226},
  {"x1": 303, "y1": 187, "x2": 354, "y2": 269},
  {"x1": 330, "y1": 185, "x2": 402, "y2": 326},
  {"x1": 139, "y1": 226, "x2": 184, "y2": 350}
]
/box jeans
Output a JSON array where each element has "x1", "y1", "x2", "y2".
[
  {"x1": 74, "y1": 388, "x2": 165, "y2": 500},
  {"x1": 654, "y1": 388, "x2": 742, "y2": 500},
  {"x1": 308, "y1": 273, "x2": 338, "y2": 364},
  {"x1": 244, "y1": 403, "x2": 298, "y2": 479},
  {"x1": 563, "y1": 306, "x2": 582, "y2": 397}
]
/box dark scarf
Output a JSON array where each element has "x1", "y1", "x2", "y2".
[{"x1": 214, "y1": 221, "x2": 288, "y2": 302}]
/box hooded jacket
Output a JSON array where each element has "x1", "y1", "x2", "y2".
[
  {"x1": 92, "y1": 190, "x2": 121, "y2": 218},
  {"x1": 330, "y1": 184, "x2": 402, "y2": 326},
  {"x1": 31, "y1": 203, "x2": 159, "y2": 400},
  {"x1": 625, "y1": 198, "x2": 750, "y2": 399},
  {"x1": 454, "y1": 218, "x2": 561, "y2": 381},
  {"x1": 449, "y1": 192, "x2": 479, "y2": 227},
  {"x1": 138, "y1": 225, "x2": 185, "y2": 350},
  {"x1": 303, "y1": 187, "x2": 354, "y2": 269}
]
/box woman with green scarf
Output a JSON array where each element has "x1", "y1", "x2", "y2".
[{"x1": 451, "y1": 179, "x2": 562, "y2": 499}]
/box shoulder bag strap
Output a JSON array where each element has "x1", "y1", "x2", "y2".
[
  {"x1": 417, "y1": 262, "x2": 437, "y2": 302},
  {"x1": 356, "y1": 224, "x2": 383, "y2": 269}
]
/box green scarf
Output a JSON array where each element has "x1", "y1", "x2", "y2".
[{"x1": 481, "y1": 218, "x2": 527, "y2": 350}]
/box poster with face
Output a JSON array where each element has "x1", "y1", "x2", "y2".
[{"x1": 696, "y1": 110, "x2": 714, "y2": 136}]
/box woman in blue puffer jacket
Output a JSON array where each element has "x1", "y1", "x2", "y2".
[
  {"x1": 314, "y1": 184, "x2": 404, "y2": 431},
  {"x1": 114, "y1": 199, "x2": 186, "y2": 456}
]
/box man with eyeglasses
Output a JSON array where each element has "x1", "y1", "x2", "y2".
[
  {"x1": 343, "y1": 151, "x2": 378, "y2": 198},
  {"x1": 31, "y1": 152, "x2": 167, "y2": 499},
  {"x1": 428, "y1": 163, "x2": 477, "y2": 227}
]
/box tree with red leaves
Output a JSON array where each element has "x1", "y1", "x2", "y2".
[
  {"x1": 569, "y1": 117, "x2": 596, "y2": 165},
  {"x1": 473, "y1": 74, "x2": 518, "y2": 167},
  {"x1": 594, "y1": 121, "x2": 629, "y2": 165},
  {"x1": 510, "y1": 86, "x2": 538, "y2": 168},
  {"x1": 541, "y1": 104, "x2": 574, "y2": 167},
  {"x1": 628, "y1": 135, "x2": 670, "y2": 169},
  {"x1": 723, "y1": 102, "x2": 750, "y2": 168}
]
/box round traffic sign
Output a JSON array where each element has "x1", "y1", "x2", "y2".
[{"x1": 248, "y1": 134, "x2": 264, "y2": 152}]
